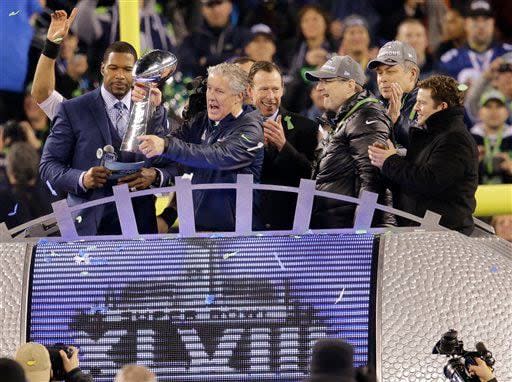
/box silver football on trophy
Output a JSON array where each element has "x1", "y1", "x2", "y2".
[{"x1": 120, "y1": 50, "x2": 177, "y2": 153}]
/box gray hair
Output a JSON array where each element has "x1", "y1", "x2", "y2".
[
  {"x1": 403, "y1": 61, "x2": 420, "y2": 83},
  {"x1": 114, "y1": 365, "x2": 156, "y2": 382},
  {"x1": 207, "y1": 62, "x2": 249, "y2": 95},
  {"x1": 6, "y1": 142, "x2": 39, "y2": 186}
]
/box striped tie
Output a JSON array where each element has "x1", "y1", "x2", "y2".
[{"x1": 114, "y1": 101, "x2": 128, "y2": 138}]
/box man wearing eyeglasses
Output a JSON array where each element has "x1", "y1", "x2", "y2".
[{"x1": 306, "y1": 55, "x2": 393, "y2": 228}]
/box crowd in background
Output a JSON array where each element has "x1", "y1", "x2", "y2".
[{"x1": 0, "y1": 0, "x2": 511, "y2": 241}]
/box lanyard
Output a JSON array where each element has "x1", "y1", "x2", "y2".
[
  {"x1": 399, "y1": 92, "x2": 416, "y2": 121},
  {"x1": 483, "y1": 127, "x2": 504, "y2": 174},
  {"x1": 334, "y1": 97, "x2": 380, "y2": 134},
  {"x1": 468, "y1": 50, "x2": 494, "y2": 73}
]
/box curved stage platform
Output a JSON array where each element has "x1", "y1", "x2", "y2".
[{"x1": 0, "y1": 177, "x2": 510, "y2": 381}]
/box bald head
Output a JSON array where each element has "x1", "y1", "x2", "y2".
[{"x1": 115, "y1": 365, "x2": 156, "y2": 382}]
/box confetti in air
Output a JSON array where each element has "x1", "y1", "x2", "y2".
[
  {"x1": 223, "y1": 250, "x2": 239, "y2": 260},
  {"x1": 8, "y1": 203, "x2": 18, "y2": 216},
  {"x1": 334, "y1": 288, "x2": 345, "y2": 305},
  {"x1": 205, "y1": 294, "x2": 215, "y2": 305},
  {"x1": 272, "y1": 252, "x2": 285, "y2": 270}
]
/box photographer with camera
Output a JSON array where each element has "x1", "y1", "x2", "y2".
[
  {"x1": 433, "y1": 330, "x2": 498, "y2": 382},
  {"x1": 470, "y1": 90, "x2": 512, "y2": 184},
  {"x1": 15, "y1": 342, "x2": 92, "y2": 382},
  {"x1": 468, "y1": 358, "x2": 497, "y2": 382}
]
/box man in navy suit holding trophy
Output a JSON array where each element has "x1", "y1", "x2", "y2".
[{"x1": 40, "y1": 41, "x2": 173, "y2": 235}]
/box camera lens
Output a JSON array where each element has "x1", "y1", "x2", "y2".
[
  {"x1": 438, "y1": 330, "x2": 459, "y2": 354},
  {"x1": 444, "y1": 358, "x2": 468, "y2": 382}
]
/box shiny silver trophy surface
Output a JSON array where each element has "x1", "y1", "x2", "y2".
[{"x1": 120, "y1": 50, "x2": 177, "y2": 153}]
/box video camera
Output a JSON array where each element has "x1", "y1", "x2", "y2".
[
  {"x1": 182, "y1": 76, "x2": 207, "y2": 121},
  {"x1": 46, "y1": 343, "x2": 74, "y2": 381},
  {"x1": 433, "y1": 329, "x2": 495, "y2": 382}
]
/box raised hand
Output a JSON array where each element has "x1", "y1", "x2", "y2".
[{"x1": 47, "y1": 8, "x2": 78, "y2": 43}]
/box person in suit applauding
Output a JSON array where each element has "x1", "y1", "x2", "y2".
[{"x1": 248, "y1": 61, "x2": 319, "y2": 230}]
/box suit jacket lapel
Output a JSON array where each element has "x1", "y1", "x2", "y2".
[{"x1": 88, "y1": 89, "x2": 112, "y2": 146}]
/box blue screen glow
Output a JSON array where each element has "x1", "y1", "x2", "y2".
[{"x1": 28, "y1": 234, "x2": 375, "y2": 381}]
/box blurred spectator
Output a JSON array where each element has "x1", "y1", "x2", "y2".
[
  {"x1": 302, "y1": 84, "x2": 326, "y2": 121},
  {"x1": 307, "y1": 338, "x2": 355, "y2": 381},
  {"x1": 72, "y1": 0, "x2": 176, "y2": 81},
  {"x1": 439, "y1": 0, "x2": 512, "y2": 85},
  {"x1": 243, "y1": 24, "x2": 277, "y2": 64},
  {"x1": 241, "y1": 0, "x2": 297, "y2": 44},
  {"x1": 56, "y1": 53, "x2": 91, "y2": 99},
  {"x1": 0, "y1": 0, "x2": 44, "y2": 123},
  {"x1": 248, "y1": 61, "x2": 318, "y2": 230},
  {"x1": 53, "y1": 30, "x2": 92, "y2": 99},
  {"x1": 284, "y1": 4, "x2": 336, "y2": 75},
  {"x1": 178, "y1": 0, "x2": 249, "y2": 78},
  {"x1": 329, "y1": 0, "x2": 380, "y2": 42},
  {"x1": 492, "y1": 215, "x2": 512, "y2": 242},
  {"x1": 232, "y1": 56, "x2": 255, "y2": 74},
  {"x1": 1, "y1": 119, "x2": 42, "y2": 151},
  {"x1": 492, "y1": 0, "x2": 512, "y2": 42},
  {"x1": 337, "y1": 15, "x2": 378, "y2": 94},
  {"x1": 157, "y1": 0, "x2": 190, "y2": 45},
  {"x1": 373, "y1": 0, "x2": 446, "y2": 51},
  {"x1": 435, "y1": 8, "x2": 466, "y2": 59},
  {"x1": 23, "y1": 93, "x2": 49, "y2": 146},
  {"x1": 281, "y1": 5, "x2": 336, "y2": 113},
  {"x1": 396, "y1": 18, "x2": 436, "y2": 79},
  {"x1": 355, "y1": 365, "x2": 378, "y2": 382},
  {"x1": 0, "y1": 358, "x2": 25, "y2": 382},
  {"x1": 0, "y1": 142, "x2": 54, "y2": 229},
  {"x1": 466, "y1": 52, "x2": 512, "y2": 124},
  {"x1": 368, "y1": 41, "x2": 420, "y2": 149},
  {"x1": 15, "y1": 342, "x2": 92, "y2": 382},
  {"x1": 470, "y1": 90, "x2": 512, "y2": 184},
  {"x1": 115, "y1": 364, "x2": 156, "y2": 382}
]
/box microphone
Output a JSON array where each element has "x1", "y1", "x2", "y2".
[{"x1": 98, "y1": 145, "x2": 116, "y2": 167}]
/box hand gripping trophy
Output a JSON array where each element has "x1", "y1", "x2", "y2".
[{"x1": 121, "y1": 49, "x2": 177, "y2": 153}]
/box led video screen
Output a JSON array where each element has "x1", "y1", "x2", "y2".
[{"x1": 28, "y1": 234, "x2": 376, "y2": 381}]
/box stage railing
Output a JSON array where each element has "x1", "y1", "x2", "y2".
[{"x1": 1, "y1": 174, "x2": 490, "y2": 241}]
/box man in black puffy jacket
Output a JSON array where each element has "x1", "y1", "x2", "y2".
[{"x1": 305, "y1": 55, "x2": 393, "y2": 228}]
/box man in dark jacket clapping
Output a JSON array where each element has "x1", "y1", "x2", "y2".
[
  {"x1": 368, "y1": 75, "x2": 478, "y2": 235},
  {"x1": 305, "y1": 55, "x2": 393, "y2": 229}
]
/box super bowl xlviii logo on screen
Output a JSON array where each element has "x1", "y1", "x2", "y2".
[{"x1": 69, "y1": 277, "x2": 328, "y2": 378}]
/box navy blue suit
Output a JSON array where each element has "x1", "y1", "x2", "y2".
[{"x1": 40, "y1": 88, "x2": 173, "y2": 235}]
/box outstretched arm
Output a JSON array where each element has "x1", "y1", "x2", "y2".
[{"x1": 32, "y1": 9, "x2": 77, "y2": 104}]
